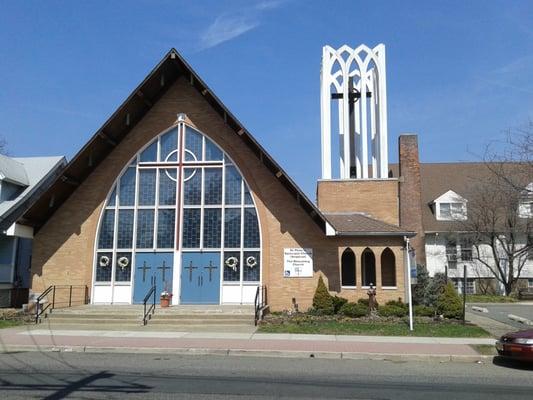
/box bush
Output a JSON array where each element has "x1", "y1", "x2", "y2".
[
  {"x1": 339, "y1": 302, "x2": 368, "y2": 318},
  {"x1": 414, "y1": 305, "x2": 436, "y2": 317},
  {"x1": 332, "y1": 296, "x2": 348, "y2": 314},
  {"x1": 412, "y1": 264, "x2": 430, "y2": 305},
  {"x1": 437, "y1": 282, "x2": 463, "y2": 319},
  {"x1": 379, "y1": 304, "x2": 408, "y2": 317},
  {"x1": 312, "y1": 276, "x2": 334, "y2": 315},
  {"x1": 385, "y1": 299, "x2": 407, "y2": 309},
  {"x1": 427, "y1": 273, "x2": 447, "y2": 307},
  {"x1": 357, "y1": 298, "x2": 379, "y2": 309}
]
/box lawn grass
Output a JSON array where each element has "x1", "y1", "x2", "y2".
[
  {"x1": 0, "y1": 320, "x2": 23, "y2": 329},
  {"x1": 258, "y1": 320, "x2": 491, "y2": 337},
  {"x1": 466, "y1": 294, "x2": 518, "y2": 303}
]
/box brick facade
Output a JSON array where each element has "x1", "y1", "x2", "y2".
[
  {"x1": 398, "y1": 135, "x2": 426, "y2": 265},
  {"x1": 30, "y1": 76, "x2": 408, "y2": 312},
  {"x1": 317, "y1": 180, "x2": 399, "y2": 225}
]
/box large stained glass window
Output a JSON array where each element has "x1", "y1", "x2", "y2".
[{"x1": 95, "y1": 124, "x2": 261, "y2": 287}]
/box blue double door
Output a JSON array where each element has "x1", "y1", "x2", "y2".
[
  {"x1": 133, "y1": 253, "x2": 173, "y2": 304},
  {"x1": 180, "y1": 252, "x2": 221, "y2": 304}
]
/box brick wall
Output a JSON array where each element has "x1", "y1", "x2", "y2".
[
  {"x1": 398, "y1": 135, "x2": 425, "y2": 265},
  {"x1": 30, "y1": 76, "x2": 408, "y2": 311},
  {"x1": 316, "y1": 180, "x2": 399, "y2": 225}
]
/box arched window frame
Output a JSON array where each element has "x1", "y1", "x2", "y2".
[
  {"x1": 361, "y1": 247, "x2": 376, "y2": 288},
  {"x1": 92, "y1": 121, "x2": 262, "y2": 302},
  {"x1": 381, "y1": 247, "x2": 397, "y2": 288},
  {"x1": 340, "y1": 248, "x2": 356, "y2": 288}
]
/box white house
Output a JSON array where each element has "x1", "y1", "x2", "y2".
[{"x1": 0, "y1": 154, "x2": 65, "y2": 307}]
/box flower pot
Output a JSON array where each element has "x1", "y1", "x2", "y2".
[{"x1": 160, "y1": 297, "x2": 170, "y2": 308}]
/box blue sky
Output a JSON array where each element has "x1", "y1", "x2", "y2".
[{"x1": 0, "y1": 0, "x2": 532, "y2": 199}]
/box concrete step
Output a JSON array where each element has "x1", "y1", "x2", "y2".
[
  {"x1": 43, "y1": 317, "x2": 253, "y2": 326},
  {"x1": 32, "y1": 322, "x2": 258, "y2": 333},
  {"x1": 50, "y1": 305, "x2": 254, "y2": 315},
  {"x1": 46, "y1": 313, "x2": 253, "y2": 321}
]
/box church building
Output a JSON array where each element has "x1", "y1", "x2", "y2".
[{"x1": 21, "y1": 45, "x2": 420, "y2": 311}]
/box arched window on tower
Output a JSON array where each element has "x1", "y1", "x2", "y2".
[
  {"x1": 362, "y1": 248, "x2": 376, "y2": 287},
  {"x1": 381, "y1": 248, "x2": 396, "y2": 287},
  {"x1": 341, "y1": 248, "x2": 356, "y2": 287}
]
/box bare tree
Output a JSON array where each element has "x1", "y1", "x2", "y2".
[
  {"x1": 461, "y1": 162, "x2": 532, "y2": 296},
  {"x1": 484, "y1": 121, "x2": 533, "y2": 195},
  {"x1": 0, "y1": 137, "x2": 7, "y2": 155}
]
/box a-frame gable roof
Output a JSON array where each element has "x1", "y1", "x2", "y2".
[
  {"x1": 21, "y1": 49, "x2": 329, "y2": 233},
  {"x1": 432, "y1": 189, "x2": 467, "y2": 204}
]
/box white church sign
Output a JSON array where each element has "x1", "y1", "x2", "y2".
[{"x1": 283, "y1": 248, "x2": 313, "y2": 277}]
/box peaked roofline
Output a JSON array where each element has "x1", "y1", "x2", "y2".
[{"x1": 21, "y1": 49, "x2": 329, "y2": 233}]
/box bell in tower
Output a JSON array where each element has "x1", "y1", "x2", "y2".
[{"x1": 320, "y1": 44, "x2": 388, "y2": 180}]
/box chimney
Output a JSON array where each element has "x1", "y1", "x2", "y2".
[{"x1": 399, "y1": 134, "x2": 425, "y2": 265}]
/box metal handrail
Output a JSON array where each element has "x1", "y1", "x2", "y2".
[
  {"x1": 254, "y1": 285, "x2": 267, "y2": 326},
  {"x1": 35, "y1": 285, "x2": 89, "y2": 323},
  {"x1": 142, "y1": 283, "x2": 156, "y2": 326},
  {"x1": 35, "y1": 285, "x2": 54, "y2": 323}
]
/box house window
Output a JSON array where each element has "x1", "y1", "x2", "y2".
[
  {"x1": 446, "y1": 238, "x2": 457, "y2": 263},
  {"x1": 453, "y1": 278, "x2": 475, "y2": 294},
  {"x1": 519, "y1": 183, "x2": 533, "y2": 218},
  {"x1": 439, "y1": 202, "x2": 466, "y2": 220},
  {"x1": 460, "y1": 237, "x2": 473, "y2": 261}
]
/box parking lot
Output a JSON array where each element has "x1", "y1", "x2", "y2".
[{"x1": 468, "y1": 303, "x2": 533, "y2": 330}]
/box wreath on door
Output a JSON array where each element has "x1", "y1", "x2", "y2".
[
  {"x1": 224, "y1": 256, "x2": 239, "y2": 272},
  {"x1": 117, "y1": 256, "x2": 130, "y2": 270},
  {"x1": 99, "y1": 255, "x2": 110, "y2": 267},
  {"x1": 246, "y1": 256, "x2": 257, "y2": 268}
]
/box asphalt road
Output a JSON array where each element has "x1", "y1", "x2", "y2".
[
  {"x1": 469, "y1": 303, "x2": 533, "y2": 330},
  {"x1": 1, "y1": 352, "x2": 532, "y2": 399}
]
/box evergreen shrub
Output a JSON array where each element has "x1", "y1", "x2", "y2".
[
  {"x1": 312, "y1": 276, "x2": 334, "y2": 315},
  {"x1": 437, "y1": 282, "x2": 463, "y2": 319},
  {"x1": 414, "y1": 305, "x2": 436, "y2": 317},
  {"x1": 339, "y1": 302, "x2": 368, "y2": 318},
  {"x1": 379, "y1": 304, "x2": 408, "y2": 317},
  {"x1": 332, "y1": 296, "x2": 348, "y2": 314}
]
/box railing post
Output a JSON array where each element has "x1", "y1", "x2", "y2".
[
  {"x1": 68, "y1": 285, "x2": 72, "y2": 307},
  {"x1": 85, "y1": 286, "x2": 89, "y2": 304},
  {"x1": 35, "y1": 301, "x2": 40, "y2": 324},
  {"x1": 52, "y1": 286, "x2": 56, "y2": 309},
  {"x1": 153, "y1": 282, "x2": 156, "y2": 313}
]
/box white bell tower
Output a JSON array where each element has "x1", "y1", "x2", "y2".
[{"x1": 320, "y1": 44, "x2": 389, "y2": 179}]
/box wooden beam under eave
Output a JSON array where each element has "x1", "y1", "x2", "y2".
[
  {"x1": 98, "y1": 131, "x2": 117, "y2": 147},
  {"x1": 136, "y1": 90, "x2": 153, "y2": 108},
  {"x1": 60, "y1": 175, "x2": 80, "y2": 186}
]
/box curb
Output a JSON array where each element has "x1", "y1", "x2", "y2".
[
  {"x1": 507, "y1": 314, "x2": 533, "y2": 325},
  {"x1": 0, "y1": 344, "x2": 493, "y2": 363},
  {"x1": 471, "y1": 306, "x2": 488, "y2": 313}
]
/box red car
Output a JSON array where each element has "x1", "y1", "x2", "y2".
[{"x1": 496, "y1": 329, "x2": 533, "y2": 361}]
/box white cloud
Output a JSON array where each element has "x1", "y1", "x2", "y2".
[
  {"x1": 198, "y1": 1, "x2": 286, "y2": 50},
  {"x1": 200, "y1": 13, "x2": 259, "y2": 50}
]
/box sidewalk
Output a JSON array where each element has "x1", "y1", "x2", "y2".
[{"x1": 0, "y1": 325, "x2": 495, "y2": 363}]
